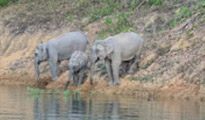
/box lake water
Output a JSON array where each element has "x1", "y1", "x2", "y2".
[{"x1": 0, "y1": 86, "x2": 205, "y2": 120}]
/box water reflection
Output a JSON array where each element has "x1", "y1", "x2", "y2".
[{"x1": 0, "y1": 86, "x2": 205, "y2": 120}]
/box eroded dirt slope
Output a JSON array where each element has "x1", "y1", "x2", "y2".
[{"x1": 0, "y1": 0, "x2": 204, "y2": 100}]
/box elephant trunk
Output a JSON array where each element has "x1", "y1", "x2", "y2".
[
  {"x1": 89, "y1": 51, "x2": 98, "y2": 85},
  {"x1": 34, "y1": 57, "x2": 40, "y2": 81},
  {"x1": 90, "y1": 62, "x2": 94, "y2": 85},
  {"x1": 65, "y1": 66, "x2": 73, "y2": 90}
]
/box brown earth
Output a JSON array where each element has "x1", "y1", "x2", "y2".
[{"x1": 0, "y1": 0, "x2": 204, "y2": 100}]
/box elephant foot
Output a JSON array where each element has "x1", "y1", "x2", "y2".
[
  {"x1": 75, "y1": 83, "x2": 78, "y2": 87},
  {"x1": 113, "y1": 81, "x2": 120, "y2": 86},
  {"x1": 90, "y1": 80, "x2": 93, "y2": 85},
  {"x1": 108, "y1": 81, "x2": 113, "y2": 86},
  {"x1": 137, "y1": 63, "x2": 140, "y2": 69},
  {"x1": 128, "y1": 69, "x2": 135, "y2": 74},
  {"x1": 52, "y1": 77, "x2": 58, "y2": 81},
  {"x1": 119, "y1": 69, "x2": 127, "y2": 75}
]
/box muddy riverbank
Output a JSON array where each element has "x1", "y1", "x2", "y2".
[{"x1": 0, "y1": 0, "x2": 204, "y2": 100}]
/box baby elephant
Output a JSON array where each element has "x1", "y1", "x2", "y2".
[{"x1": 65, "y1": 51, "x2": 88, "y2": 90}]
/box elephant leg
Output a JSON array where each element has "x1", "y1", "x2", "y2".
[
  {"x1": 112, "y1": 59, "x2": 121, "y2": 86},
  {"x1": 57, "y1": 61, "x2": 61, "y2": 75},
  {"x1": 49, "y1": 59, "x2": 58, "y2": 81},
  {"x1": 128, "y1": 56, "x2": 139, "y2": 74},
  {"x1": 105, "y1": 59, "x2": 114, "y2": 85},
  {"x1": 73, "y1": 73, "x2": 78, "y2": 87},
  {"x1": 78, "y1": 68, "x2": 85, "y2": 86},
  {"x1": 48, "y1": 49, "x2": 59, "y2": 81},
  {"x1": 56, "y1": 61, "x2": 60, "y2": 77},
  {"x1": 64, "y1": 70, "x2": 72, "y2": 90},
  {"x1": 120, "y1": 61, "x2": 129, "y2": 75}
]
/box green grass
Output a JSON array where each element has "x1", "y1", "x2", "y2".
[
  {"x1": 90, "y1": 91, "x2": 95, "y2": 97},
  {"x1": 0, "y1": 0, "x2": 7, "y2": 6},
  {"x1": 96, "y1": 13, "x2": 137, "y2": 40},
  {"x1": 170, "y1": 7, "x2": 192, "y2": 27},
  {"x1": 63, "y1": 90, "x2": 70, "y2": 96},
  {"x1": 0, "y1": 0, "x2": 18, "y2": 6},
  {"x1": 27, "y1": 87, "x2": 44, "y2": 93},
  {"x1": 73, "y1": 89, "x2": 81, "y2": 94},
  {"x1": 187, "y1": 30, "x2": 194, "y2": 38},
  {"x1": 149, "y1": 0, "x2": 164, "y2": 5}
]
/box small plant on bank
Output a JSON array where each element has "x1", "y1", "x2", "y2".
[
  {"x1": 96, "y1": 13, "x2": 137, "y2": 39},
  {"x1": 0, "y1": 0, "x2": 18, "y2": 6},
  {"x1": 89, "y1": 0, "x2": 117, "y2": 22},
  {"x1": 63, "y1": 90, "x2": 70, "y2": 96},
  {"x1": 149, "y1": 0, "x2": 164, "y2": 5},
  {"x1": 170, "y1": 7, "x2": 192, "y2": 27},
  {"x1": 187, "y1": 30, "x2": 194, "y2": 38},
  {"x1": 73, "y1": 89, "x2": 81, "y2": 95},
  {"x1": 90, "y1": 91, "x2": 95, "y2": 97},
  {"x1": 27, "y1": 87, "x2": 44, "y2": 94}
]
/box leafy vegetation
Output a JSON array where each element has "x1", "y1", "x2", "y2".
[
  {"x1": 63, "y1": 90, "x2": 70, "y2": 96},
  {"x1": 149, "y1": 0, "x2": 164, "y2": 5},
  {"x1": 90, "y1": 91, "x2": 95, "y2": 97},
  {"x1": 96, "y1": 13, "x2": 137, "y2": 39},
  {"x1": 27, "y1": 87, "x2": 44, "y2": 93},
  {"x1": 170, "y1": 7, "x2": 192, "y2": 27},
  {"x1": 0, "y1": 0, "x2": 18, "y2": 6},
  {"x1": 73, "y1": 89, "x2": 81, "y2": 95}
]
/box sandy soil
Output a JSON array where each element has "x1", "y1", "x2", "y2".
[{"x1": 0, "y1": 1, "x2": 204, "y2": 100}]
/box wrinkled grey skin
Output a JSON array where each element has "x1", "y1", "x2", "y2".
[
  {"x1": 34, "y1": 31, "x2": 89, "y2": 81},
  {"x1": 90, "y1": 32, "x2": 144, "y2": 85},
  {"x1": 65, "y1": 51, "x2": 88, "y2": 90}
]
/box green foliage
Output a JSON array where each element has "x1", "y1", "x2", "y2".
[
  {"x1": 149, "y1": 0, "x2": 164, "y2": 5},
  {"x1": 0, "y1": 0, "x2": 18, "y2": 6},
  {"x1": 130, "y1": 0, "x2": 137, "y2": 11},
  {"x1": 90, "y1": 91, "x2": 95, "y2": 97},
  {"x1": 0, "y1": 0, "x2": 7, "y2": 6},
  {"x1": 202, "y1": 1, "x2": 205, "y2": 7},
  {"x1": 200, "y1": 18, "x2": 205, "y2": 23},
  {"x1": 187, "y1": 30, "x2": 194, "y2": 38},
  {"x1": 53, "y1": 89, "x2": 60, "y2": 94},
  {"x1": 115, "y1": 13, "x2": 132, "y2": 33},
  {"x1": 47, "y1": 89, "x2": 52, "y2": 94},
  {"x1": 96, "y1": 13, "x2": 137, "y2": 39},
  {"x1": 104, "y1": 18, "x2": 112, "y2": 25},
  {"x1": 89, "y1": 0, "x2": 117, "y2": 22},
  {"x1": 181, "y1": 7, "x2": 192, "y2": 18},
  {"x1": 67, "y1": 15, "x2": 74, "y2": 22},
  {"x1": 27, "y1": 87, "x2": 44, "y2": 94},
  {"x1": 63, "y1": 90, "x2": 70, "y2": 96},
  {"x1": 170, "y1": 7, "x2": 192, "y2": 27},
  {"x1": 170, "y1": 20, "x2": 181, "y2": 28},
  {"x1": 73, "y1": 89, "x2": 81, "y2": 95}
]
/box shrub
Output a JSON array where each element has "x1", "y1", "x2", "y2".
[
  {"x1": 0, "y1": 0, "x2": 8, "y2": 6},
  {"x1": 170, "y1": 7, "x2": 192, "y2": 27},
  {"x1": 149, "y1": 0, "x2": 164, "y2": 5},
  {"x1": 0, "y1": 0, "x2": 18, "y2": 6},
  {"x1": 96, "y1": 13, "x2": 137, "y2": 39}
]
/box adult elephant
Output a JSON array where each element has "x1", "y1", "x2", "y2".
[
  {"x1": 90, "y1": 32, "x2": 144, "y2": 85},
  {"x1": 34, "y1": 31, "x2": 89, "y2": 81}
]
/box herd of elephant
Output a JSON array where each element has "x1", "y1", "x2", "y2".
[{"x1": 34, "y1": 31, "x2": 144, "y2": 90}]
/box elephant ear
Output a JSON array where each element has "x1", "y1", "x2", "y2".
[
  {"x1": 36, "y1": 43, "x2": 48, "y2": 61},
  {"x1": 105, "y1": 42, "x2": 113, "y2": 56},
  {"x1": 42, "y1": 43, "x2": 48, "y2": 54},
  {"x1": 42, "y1": 43, "x2": 48, "y2": 59}
]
